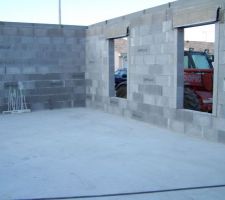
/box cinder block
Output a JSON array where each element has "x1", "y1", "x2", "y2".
[
  {"x1": 130, "y1": 27, "x2": 140, "y2": 38},
  {"x1": 143, "y1": 94, "x2": 155, "y2": 105},
  {"x1": 150, "y1": 44, "x2": 162, "y2": 54},
  {"x1": 150, "y1": 104, "x2": 164, "y2": 116},
  {"x1": 155, "y1": 75, "x2": 171, "y2": 86},
  {"x1": 18, "y1": 27, "x2": 34, "y2": 37},
  {"x1": 163, "y1": 20, "x2": 172, "y2": 32},
  {"x1": 163, "y1": 107, "x2": 176, "y2": 119},
  {"x1": 217, "y1": 104, "x2": 225, "y2": 117},
  {"x1": 129, "y1": 83, "x2": 139, "y2": 93},
  {"x1": 153, "y1": 33, "x2": 165, "y2": 44},
  {"x1": 36, "y1": 37, "x2": 51, "y2": 44},
  {"x1": 140, "y1": 35, "x2": 153, "y2": 45},
  {"x1": 193, "y1": 112, "x2": 212, "y2": 128},
  {"x1": 154, "y1": 96, "x2": 170, "y2": 107},
  {"x1": 144, "y1": 55, "x2": 155, "y2": 65},
  {"x1": 21, "y1": 37, "x2": 34, "y2": 44},
  {"x1": 21, "y1": 81, "x2": 35, "y2": 90},
  {"x1": 213, "y1": 117, "x2": 225, "y2": 131},
  {"x1": 34, "y1": 28, "x2": 47, "y2": 37},
  {"x1": 165, "y1": 31, "x2": 175, "y2": 43},
  {"x1": 135, "y1": 55, "x2": 144, "y2": 65},
  {"x1": 184, "y1": 122, "x2": 203, "y2": 138},
  {"x1": 133, "y1": 92, "x2": 143, "y2": 103},
  {"x1": 147, "y1": 114, "x2": 168, "y2": 128},
  {"x1": 218, "y1": 130, "x2": 225, "y2": 144},
  {"x1": 110, "y1": 97, "x2": 119, "y2": 106},
  {"x1": 163, "y1": 86, "x2": 174, "y2": 97},
  {"x1": 47, "y1": 28, "x2": 63, "y2": 37},
  {"x1": 3, "y1": 27, "x2": 18, "y2": 36},
  {"x1": 0, "y1": 104, "x2": 7, "y2": 112},
  {"x1": 22, "y1": 66, "x2": 36, "y2": 74},
  {"x1": 161, "y1": 43, "x2": 174, "y2": 54},
  {"x1": 149, "y1": 64, "x2": 163, "y2": 75},
  {"x1": 139, "y1": 85, "x2": 163, "y2": 96},
  {"x1": 155, "y1": 54, "x2": 173, "y2": 65},
  {"x1": 219, "y1": 50, "x2": 225, "y2": 64},
  {"x1": 139, "y1": 25, "x2": 150, "y2": 36},
  {"x1": 36, "y1": 66, "x2": 51, "y2": 74},
  {"x1": 168, "y1": 119, "x2": 185, "y2": 133},
  {"x1": 119, "y1": 98, "x2": 128, "y2": 110},
  {"x1": 204, "y1": 128, "x2": 217, "y2": 142},
  {"x1": 6, "y1": 66, "x2": 21, "y2": 74},
  {"x1": 31, "y1": 102, "x2": 47, "y2": 111},
  {"x1": 175, "y1": 109, "x2": 193, "y2": 123},
  {"x1": 132, "y1": 110, "x2": 144, "y2": 121},
  {"x1": 0, "y1": 66, "x2": 5, "y2": 74}
]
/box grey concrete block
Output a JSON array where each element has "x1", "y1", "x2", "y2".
[
  {"x1": 148, "y1": 64, "x2": 163, "y2": 75},
  {"x1": 193, "y1": 112, "x2": 212, "y2": 128},
  {"x1": 218, "y1": 130, "x2": 225, "y2": 144},
  {"x1": 143, "y1": 94, "x2": 155, "y2": 105},
  {"x1": 36, "y1": 37, "x2": 51, "y2": 44},
  {"x1": 147, "y1": 114, "x2": 168, "y2": 128},
  {"x1": 22, "y1": 66, "x2": 36, "y2": 74},
  {"x1": 139, "y1": 85, "x2": 163, "y2": 96},
  {"x1": 34, "y1": 28, "x2": 47, "y2": 37},
  {"x1": 3, "y1": 27, "x2": 18, "y2": 36},
  {"x1": 18, "y1": 27, "x2": 34, "y2": 37},
  {"x1": 133, "y1": 92, "x2": 143, "y2": 103},
  {"x1": 134, "y1": 55, "x2": 144, "y2": 65},
  {"x1": 47, "y1": 28, "x2": 63, "y2": 37},
  {"x1": 217, "y1": 104, "x2": 225, "y2": 117},
  {"x1": 144, "y1": 55, "x2": 155, "y2": 65},
  {"x1": 163, "y1": 86, "x2": 174, "y2": 97},
  {"x1": 155, "y1": 75, "x2": 171, "y2": 86},
  {"x1": 219, "y1": 51, "x2": 225, "y2": 65},
  {"x1": 213, "y1": 118, "x2": 225, "y2": 131},
  {"x1": 132, "y1": 110, "x2": 144, "y2": 121},
  {"x1": 155, "y1": 54, "x2": 173, "y2": 65},
  {"x1": 168, "y1": 119, "x2": 185, "y2": 133},
  {"x1": 0, "y1": 66, "x2": 5, "y2": 74},
  {"x1": 184, "y1": 122, "x2": 204, "y2": 138},
  {"x1": 6, "y1": 66, "x2": 21, "y2": 74},
  {"x1": 175, "y1": 109, "x2": 193, "y2": 123},
  {"x1": 165, "y1": 31, "x2": 175, "y2": 43},
  {"x1": 30, "y1": 102, "x2": 47, "y2": 111},
  {"x1": 65, "y1": 80, "x2": 85, "y2": 87},
  {"x1": 110, "y1": 97, "x2": 119, "y2": 106},
  {"x1": 204, "y1": 128, "x2": 218, "y2": 142},
  {"x1": 94, "y1": 95, "x2": 103, "y2": 103},
  {"x1": 35, "y1": 80, "x2": 64, "y2": 88},
  {"x1": 21, "y1": 37, "x2": 34, "y2": 43},
  {"x1": 163, "y1": 20, "x2": 172, "y2": 32}
]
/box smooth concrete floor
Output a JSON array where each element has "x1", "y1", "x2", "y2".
[{"x1": 0, "y1": 108, "x2": 225, "y2": 200}]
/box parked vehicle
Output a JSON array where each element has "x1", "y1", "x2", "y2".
[
  {"x1": 114, "y1": 68, "x2": 127, "y2": 98},
  {"x1": 184, "y1": 49, "x2": 214, "y2": 112},
  {"x1": 114, "y1": 49, "x2": 214, "y2": 113}
]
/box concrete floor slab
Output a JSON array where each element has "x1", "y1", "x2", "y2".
[{"x1": 0, "y1": 108, "x2": 225, "y2": 200}]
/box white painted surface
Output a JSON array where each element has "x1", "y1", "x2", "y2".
[{"x1": 0, "y1": 108, "x2": 225, "y2": 200}]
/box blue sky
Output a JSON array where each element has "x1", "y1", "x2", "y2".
[
  {"x1": 0, "y1": 0, "x2": 173, "y2": 25},
  {"x1": 0, "y1": 0, "x2": 214, "y2": 42}
]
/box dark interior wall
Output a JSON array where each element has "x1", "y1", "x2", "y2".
[{"x1": 0, "y1": 22, "x2": 87, "y2": 112}]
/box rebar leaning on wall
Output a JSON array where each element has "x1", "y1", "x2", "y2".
[{"x1": 3, "y1": 81, "x2": 30, "y2": 114}]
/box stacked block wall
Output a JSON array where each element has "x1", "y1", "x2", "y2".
[
  {"x1": 0, "y1": 22, "x2": 87, "y2": 111},
  {"x1": 85, "y1": 0, "x2": 225, "y2": 144}
]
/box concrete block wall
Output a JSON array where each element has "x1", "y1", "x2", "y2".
[
  {"x1": 85, "y1": 0, "x2": 225, "y2": 144},
  {"x1": 0, "y1": 0, "x2": 224, "y2": 144},
  {"x1": 0, "y1": 22, "x2": 87, "y2": 111}
]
